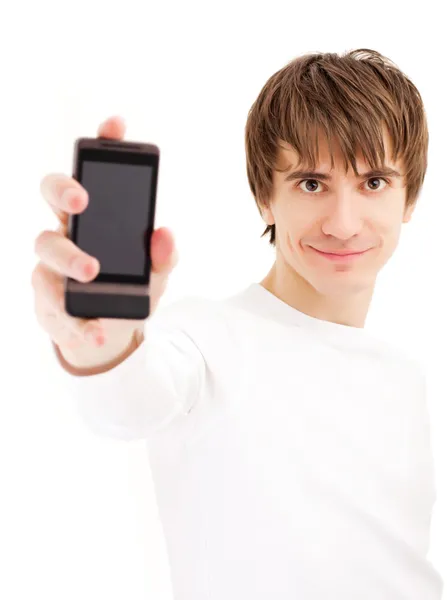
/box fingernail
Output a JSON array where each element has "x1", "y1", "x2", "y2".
[
  {"x1": 73, "y1": 257, "x2": 97, "y2": 279},
  {"x1": 61, "y1": 188, "x2": 86, "y2": 211}
]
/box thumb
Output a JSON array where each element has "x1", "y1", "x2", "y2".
[{"x1": 150, "y1": 227, "x2": 179, "y2": 273}]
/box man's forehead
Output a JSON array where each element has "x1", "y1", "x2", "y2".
[{"x1": 276, "y1": 126, "x2": 398, "y2": 172}]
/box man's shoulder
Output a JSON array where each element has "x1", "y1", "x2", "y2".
[{"x1": 378, "y1": 338, "x2": 426, "y2": 382}]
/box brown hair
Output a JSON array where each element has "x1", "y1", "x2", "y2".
[{"x1": 244, "y1": 48, "x2": 429, "y2": 246}]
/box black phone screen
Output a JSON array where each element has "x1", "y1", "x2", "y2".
[{"x1": 72, "y1": 148, "x2": 158, "y2": 284}]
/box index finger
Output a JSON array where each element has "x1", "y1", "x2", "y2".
[
  {"x1": 40, "y1": 173, "x2": 89, "y2": 222},
  {"x1": 40, "y1": 116, "x2": 127, "y2": 222}
]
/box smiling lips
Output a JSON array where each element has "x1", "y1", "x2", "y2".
[
  {"x1": 309, "y1": 247, "x2": 371, "y2": 261},
  {"x1": 314, "y1": 249, "x2": 366, "y2": 255}
]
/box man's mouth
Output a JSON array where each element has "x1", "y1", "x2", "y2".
[{"x1": 309, "y1": 247, "x2": 372, "y2": 261}]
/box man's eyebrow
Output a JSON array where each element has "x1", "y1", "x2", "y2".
[{"x1": 284, "y1": 167, "x2": 402, "y2": 182}]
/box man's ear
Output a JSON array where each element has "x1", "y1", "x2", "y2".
[{"x1": 261, "y1": 204, "x2": 275, "y2": 226}]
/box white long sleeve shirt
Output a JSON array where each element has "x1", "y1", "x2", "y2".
[{"x1": 56, "y1": 282, "x2": 443, "y2": 599}]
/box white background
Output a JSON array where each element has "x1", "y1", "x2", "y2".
[{"x1": 1, "y1": 1, "x2": 446, "y2": 598}]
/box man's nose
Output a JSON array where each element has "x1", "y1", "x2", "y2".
[{"x1": 321, "y1": 197, "x2": 363, "y2": 239}]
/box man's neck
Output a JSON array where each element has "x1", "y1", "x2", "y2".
[{"x1": 259, "y1": 261, "x2": 375, "y2": 329}]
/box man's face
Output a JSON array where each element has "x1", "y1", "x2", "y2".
[{"x1": 261, "y1": 128, "x2": 415, "y2": 297}]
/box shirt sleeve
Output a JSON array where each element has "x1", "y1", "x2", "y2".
[{"x1": 53, "y1": 298, "x2": 207, "y2": 441}]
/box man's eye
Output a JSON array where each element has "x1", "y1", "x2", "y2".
[
  {"x1": 296, "y1": 179, "x2": 322, "y2": 193},
  {"x1": 295, "y1": 177, "x2": 389, "y2": 193},
  {"x1": 365, "y1": 177, "x2": 389, "y2": 191}
]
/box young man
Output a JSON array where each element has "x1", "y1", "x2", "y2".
[{"x1": 33, "y1": 48, "x2": 443, "y2": 599}]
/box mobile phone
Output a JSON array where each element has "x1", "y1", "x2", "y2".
[{"x1": 64, "y1": 137, "x2": 160, "y2": 320}]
